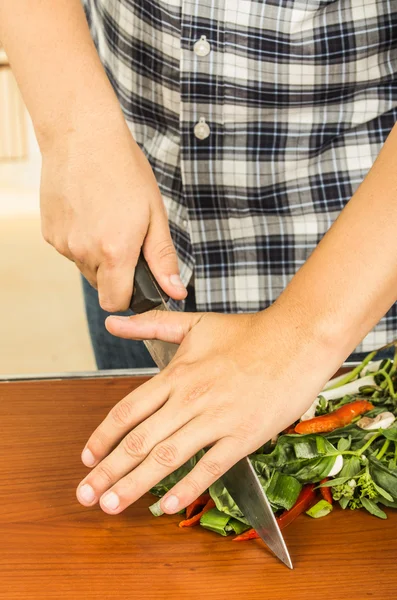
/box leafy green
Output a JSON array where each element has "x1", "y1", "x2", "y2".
[
  {"x1": 369, "y1": 456, "x2": 397, "y2": 499},
  {"x1": 338, "y1": 436, "x2": 352, "y2": 452},
  {"x1": 339, "y1": 456, "x2": 362, "y2": 479},
  {"x1": 361, "y1": 498, "x2": 387, "y2": 520},
  {"x1": 339, "y1": 497, "x2": 350, "y2": 509},
  {"x1": 382, "y1": 427, "x2": 397, "y2": 441},
  {"x1": 209, "y1": 479, "x2": 249, "y2": 523}
]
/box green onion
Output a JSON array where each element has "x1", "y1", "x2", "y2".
[
  {"x1": 149, "y1": 500, "x2": 164, "y2": 517},
  {"x1": 306, "y1": 500, "x2": 333, "y2": 519},
  {"x1": 266, "y1": 471, "x2": 302, "y2": 511},
  {"x1": 200, "y1": 508, "x2": 232, "y2": 536}
]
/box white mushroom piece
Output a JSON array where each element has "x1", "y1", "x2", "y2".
[{"x1": 357, "y1": 412, "x2": 396, "y2": 431}]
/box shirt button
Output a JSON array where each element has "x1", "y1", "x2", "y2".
[
  {"x1": 182, "y1": 219, "x2": 188, "y2": 228},
  {"x1": 194, "y1": 117, "x2": 210, "y2": 140},
  {"x1": 193, "y1": 35, "x2": 211, "y2": 57}
]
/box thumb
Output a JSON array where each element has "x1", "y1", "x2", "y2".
[
  {"x1": 143, "y1": 212, "x2": 187, "y2": 301},
  {"x1": 105, "y1": 310, "x2": 203, "y2": 345}
]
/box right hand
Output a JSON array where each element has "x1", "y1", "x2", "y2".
[{"x1": 40, "y1": 115, "x2": 187, "y2": 312}]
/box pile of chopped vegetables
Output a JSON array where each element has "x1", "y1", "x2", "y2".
[{"x1": 149, "y1": 342, "x2": 397, "y2": 539}]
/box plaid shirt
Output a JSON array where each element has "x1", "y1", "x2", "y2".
[{"x1": 83, "y1": 0, "x2": 397, "y2": 352}]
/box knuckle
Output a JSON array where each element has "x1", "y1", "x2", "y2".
[
  {"x1": 153, "y1": 240, "x2": 177, "y2": 262},
  {"x1": 67, "y1": 239, "x2": 87, "y2": 262},
  {"x1": 151, "y1": 442, "x2": 179, "y2": 469},
  {"x1": 100, "y1": 299, "x2": 119, "y2": 313},
  {"x1": 181, "y1": 383, "x2": 211, "y2": 406},
  {"x1": 41, "y1": 228, "x2": 52, "y2": 245},
  {"x1": 123, "y1": 430, "x2": 148, "y2": 460},
  {"x1": 166, "y1": 362, "x2": 187, "y2": 383},
  {"x1": 94, "y1": 463, "x2": 114, "y2": 486},
  {"x1": 110, "y1": 400, "x2": 134, "y2": 428},
  {"x1": 199, "y1": 458, "x2": 223, "y2": 479},
  {"x1": 88, "y1": 428, "x2": 111, "y2": 455},
  {"x1": 100, "y1": 241, "x2": 120, "y2": 264},
  {"x1": 183, "y1": 476, "x2": 202, "y2": 497}
]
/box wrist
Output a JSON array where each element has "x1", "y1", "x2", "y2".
[
  {"x1": 34, "y1": 89, "x2": 126, "y2": 155},
  {"x1": 265, "y1": 292, "x2": 352, "y2": 385}
]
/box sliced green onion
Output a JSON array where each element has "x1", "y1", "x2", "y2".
[
  {"x1": 200, "y1": 508, "x2": 232, "y2": 536},
  {"x1": 228, "y1": 518, "x2": 251, "y2": 535},
  {"x1": 266, "y1": 471, "x2": 302, "y2": 511},
  {"x1": 306, "y1": 500, "x2": 333, "y2": 519},
  {"x1": 149, "y1": 499, "x2": 164, "y2": 517}
]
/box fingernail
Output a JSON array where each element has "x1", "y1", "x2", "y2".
[
  {"x1": 169, "y1": 274, "x2": 186, "y2": 290},
  {"x1": 79, "y1": 483, "x2": 96, "y2": 504},
  {"x1": 82, "y1": 448, "x2": 96, "y2": 467},
  {"x1": 162, "y1": 495, "x2": 179, "y2": 513},
  {"x1": 102, "y1": 491, "x2": 120, "y2": 511}
]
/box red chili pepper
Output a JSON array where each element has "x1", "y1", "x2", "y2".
[
  {"x1": 179, "y1": 498, "x2": 215, "y2": 527},
  {"x1": 185, "y1": 493, "x2": 211, "y2": 519},
  {"x1": 233, "y1": 484, "x2": 317, "y2": 541},
  {"x1": 319, "y1": 479, "x2": 333, "y2": 504},
  {"x1": 282, "y1": 425, "x2": 296, "y2": 435},
  {"x1": 295, "y1": 400, "x2": 374, "y2": 434}
]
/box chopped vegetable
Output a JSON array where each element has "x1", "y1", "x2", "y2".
[
  {"x1": 306, "y1": 500, "x2": 333, "y2": 519},
  {"x1": 233, "y1": 528, "x2": 260, "y2": 542},
  {"x1": 295, "y1": 400, "x2": 374, "y2": 434},
  {"x1": 199, "y1": 508, "x2": 232, "y2": 536},
  {"x1": 185, "y1": 493, "x2": 211, "y2": 519},
  {"x1": 357, "y1": 412, "x2": 396, "y2": 431},
  {"x1": 319, "y1": 479, "x2": 333, "y2": 504},
  {"x1": 179, "y1": 498, "x2": 215, "y2": 527},
  {"x1": 233, "y1": 484, "x2": 317, "y2": 541},
  {"x1": 277, "y1": 484, "x2": 317, "y2": 529},
  {"x1": 149, "y1": 341, "x2": 397, "y2": 539}
]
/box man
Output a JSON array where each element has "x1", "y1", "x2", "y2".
[{"x1": 1, "y1": 0, "x2": 396, "y2": 518}]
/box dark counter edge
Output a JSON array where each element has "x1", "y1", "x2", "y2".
[{"x1": 0, "y1": 364, "x2": 359, "y2": 383}]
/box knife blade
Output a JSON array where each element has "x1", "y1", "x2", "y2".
[
  {"x1": 130, "y1": 253, "x2": 293, "y2": 568},
  {"x1": 222, "y1": 458, "x2": 293, "y2": 568}
]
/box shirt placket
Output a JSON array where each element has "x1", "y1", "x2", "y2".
[{"x1": 179, "y1": 0, "x2": 226, "y2": 309}]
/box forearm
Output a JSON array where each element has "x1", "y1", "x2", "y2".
[
  {"x1": 0, "y1": 0, "x2": 124, "y2": 149},
  {"x1": 277, "y1": 123, "x2": 397, "y2": 359}
]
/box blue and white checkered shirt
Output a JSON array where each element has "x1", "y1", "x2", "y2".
[{"x1": 83, "y1": 0, "x2": 397, "y2": 352}]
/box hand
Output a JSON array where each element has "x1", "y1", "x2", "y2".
[
  {"x1": 76, "y1": 306, "x2": 338, "y2": 515},
  {"x1": 40, "y1": 115, "x2": 186, "y2": 311}
]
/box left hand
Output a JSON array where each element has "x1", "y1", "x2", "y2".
[{"x1": 76, "y1": 306, "x2": 335, "y2": 515}]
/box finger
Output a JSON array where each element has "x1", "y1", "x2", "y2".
[
  {"x1": 143, "y1": 211, "x2": 187, "y2": 301},
  {"x1": 96, "y1": 415, "x2": 219, "y2": 514},
  {"x1": 77, "y1": 398, "x2": 196, "y2": 506},
  {"x1": 81, "y1": 374, "x2": 170, "y2": 469},
  {"x1": 160, "y1": 438, "x2": 242, "y2": 513},
  {"x1": 105, "y1": 310, "x2": 204, "y2": 344},
  {"x1": 75, "y1": 261, "x2": 98, "y2": 289},
  {"x1": 96, "y1": 257, "x2": 137, "y2": 313}
]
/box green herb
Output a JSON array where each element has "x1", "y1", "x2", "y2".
[{"x1": 361, "y1": 498, "x2": 387, "y2": 520}]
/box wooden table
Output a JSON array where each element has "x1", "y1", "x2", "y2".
[{"x1": 1, "y1": 375, "x2": 396, "y2": 600}]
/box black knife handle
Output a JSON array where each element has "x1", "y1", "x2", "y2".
[{"x1": 129, "y1": 253, "x2": 169, "y2": 314}]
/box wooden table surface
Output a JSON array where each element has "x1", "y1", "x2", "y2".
[{"x1": 1, "y1": 376, "x2": 396, "y2": 600}]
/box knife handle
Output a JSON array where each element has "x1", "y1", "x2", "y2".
[{"x1": 129, "y1": 253, "x2": 169, "y2": 314}]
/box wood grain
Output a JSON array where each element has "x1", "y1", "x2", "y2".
[{"x1": 1, "y1": 376, "x2": 396, "y2": 600}]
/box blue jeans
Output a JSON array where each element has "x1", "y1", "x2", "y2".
[{"x1": 82, "y1": 277, "x2": 393, "y2": 369}]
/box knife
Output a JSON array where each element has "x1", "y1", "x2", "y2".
[{"x1": 130, "y1": 253, "x2": 293, "y2": 569}]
